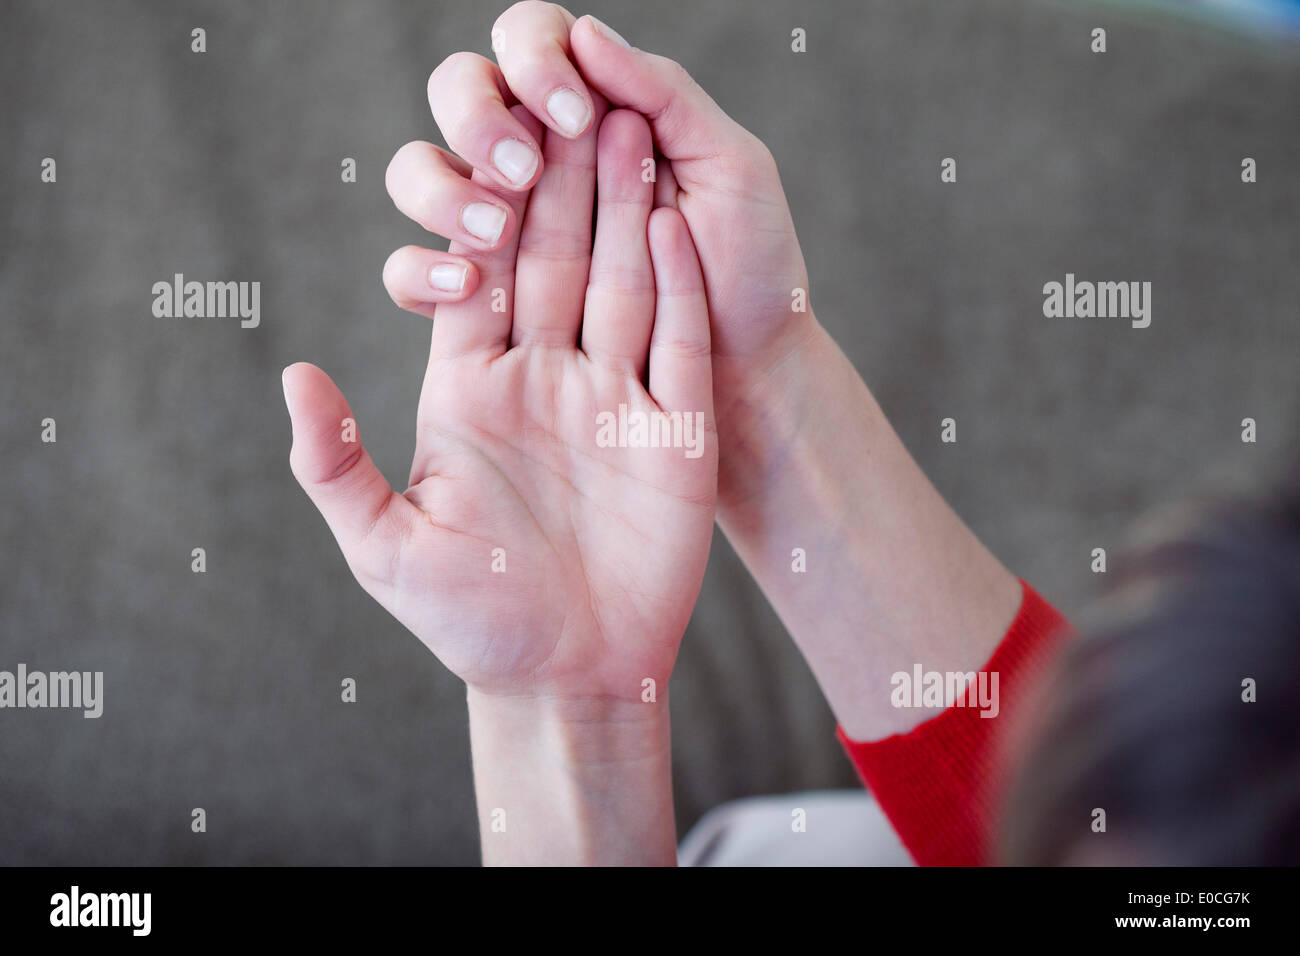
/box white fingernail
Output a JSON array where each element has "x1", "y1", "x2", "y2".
[
  {"x1": 462, "y1": 202, "x2": 507, "y2": 244},
  {"x1": 545, "y1": 88, "x2": 591, "y2": 136},
  {"x1": 491, "y1": 138, "x2": 538, "y2": 186},
  {"x1": 588, "y1": 16, "x2": 631, "y2": 49},
  {"x1": 428, "y1": 263, "x2": 467, "y2": 293}
]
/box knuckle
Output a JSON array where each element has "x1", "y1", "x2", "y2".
[
  {"x1": 386, "y1": 141, "x2": 427, "y2": 190},
  {"x1": 499, "y1": 0, "x2": 544, "y2": 27},
  {"x1": 381, "y1": 247, "x2": 408, "y2": 288},
  {"x1": 744, "y1": 132, "x2": 776, "y2": 169},
  {"x1": 429, "y1": 51, "x2": 483, "y2": 92},
  {"x1": 510, "y1": 49, "x2": 551, "y2": 81},
  {"x1": 721, "y1": 135, "x2": 777, "y2": 192},
  {"x1": 412, "y1": 180, "x2": 442, "y2": 228},
  {"x1": 496, "y1": 1, "x2": 558, "y2": 43},
  {"x1": 652, "y1": 53, "x2": 693, "y2": 88}
]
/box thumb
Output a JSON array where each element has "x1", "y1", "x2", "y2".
[
  {"x1": 569, "y1": 15, "x2": 755, "y2": 165},
  {"x1": 282, "y1": 362, "x2": 415, "y2": 588}
]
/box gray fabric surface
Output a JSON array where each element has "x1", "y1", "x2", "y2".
[{"x1": 2, "y1": 0, "x2": 1296, "y2": 864}]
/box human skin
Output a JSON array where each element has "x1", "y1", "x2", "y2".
[
  {"x1": 284, "y1": 104, "x2": 717, "y2": 864},
  {"x1": 398, "y1": 1, "x2": 1024, "y2": 748}
]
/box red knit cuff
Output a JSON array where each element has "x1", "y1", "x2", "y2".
[{"x1": 837, "y1": 579, "x2": 1069, "y2": 866}]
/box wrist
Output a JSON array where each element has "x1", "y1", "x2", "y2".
[
  {"x1": 465, "y1": 687, "x2": 677, "y2": 865},
  {"x1": 466, "y1": 687, "x2": 672, "y2": 763},
  {"x1": 710, "y1": 318, "x2": 1022, "y2": 740},
  {"x1": 713, "y1": 314, "x2": 847, "y2": 517}
]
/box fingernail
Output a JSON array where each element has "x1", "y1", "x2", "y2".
[
  {"x1": 588, "y1": 16, "x2": 631, "y2": 49},
  {"x1": 545, "y1": 87, "x2": 591, "y2": 136},
  {"x1": 462, "y1": 201, "x2": 507, "y2": 244},
  {"x1": 491, "y1": 138, "x2": 538, "y2": 187},
  {"x1": 428, "y1": 263, "x2": 467, "y2": 293}
]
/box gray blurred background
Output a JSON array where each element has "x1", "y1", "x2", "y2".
[{"x1": 2, "y1": 0, "x2": 1297, "y2": 864}]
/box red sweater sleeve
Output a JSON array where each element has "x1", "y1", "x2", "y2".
[{"x1": 837, "y1": 580, "x2": 1068, "y2": 866}]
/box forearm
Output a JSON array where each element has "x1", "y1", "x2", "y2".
[
  {"x1": 715, "y1": 318, "x2": 1022, "y2": 741},
  {"x1": 466, "y1": 688, "x2": 678, "y2": 865}
]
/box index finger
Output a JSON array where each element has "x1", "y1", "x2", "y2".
[{"x1": 492, "y1": 1, "x2": 594, "y2": 139}]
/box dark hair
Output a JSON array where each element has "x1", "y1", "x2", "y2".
[{"x1": 1001, "y1": 490, "x2": 1300, "y2": 865}]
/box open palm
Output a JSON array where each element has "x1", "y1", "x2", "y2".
[{"x1": 284, "y1": 107, "x2": 717, "y2": 701}]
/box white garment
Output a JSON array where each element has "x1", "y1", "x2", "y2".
[{"x1": 678, "y1": 790, "x2": 913, "y2": 866}]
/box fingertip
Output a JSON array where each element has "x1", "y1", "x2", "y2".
[
  {"x1": 492, "y1": 4, "x2": 596, "y2": 141},
  {"x1": 544, "y1": 86, "x2": 595, "y2": 139},
  {"x1": 428, "y1": 260, "x2": 479, "y2": 300},
  {"x1": 381, "y1": 246, "x2": 404, "y2": 289},
  {"x1": 282, "y1": 362, "x2": 342, "y2": 424},
  {"x1": 490, "y1": 105, "x2": 547, "y2": 191},
  {"x1": 384, "y1": 247, "x2": 479, "y2": 311},
  {"x1": 647, "y1": 205, "x2": 685, "y2": 241},
  {"x1": 440, "y1": 259, "x2": 481, "y2": 303},
  {"x1": 282, "y1": 362, "x2": 320, "y2": 416},
  {"x1": 647, "y1": 207, "x2": 703, "y2": 293},
  {"x1": 461, "y1": 200, "x2": 513, "y2": 250},
  {"x1": 459, "y1": 260, "x2": 482, "y2": 297},
  {"x1": 598, "y1": 108, "x2": 652, "y2": 146},
  {"x1": 282, "y1": 360, "x2": 317, "y2": 380},
  {"x1": 489, "y1": 136, "x2": 542, "y2": 191},
  {"x1": 596, "y1": 109, "x2": 654, "y2": 202},
  {"x1": 281, "y1": 364, "x2": 295, "y2": 413},
  {"x1": 284, "y1": 364, "x2": 351, "y2": 483}
]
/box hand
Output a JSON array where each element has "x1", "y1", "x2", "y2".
[
  {"x1": 285, "y1": 105, "x2": 717, "y2": 705},
  {"x1": 407, "y1": 2, "x2": 1021, "y2": 743}
]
